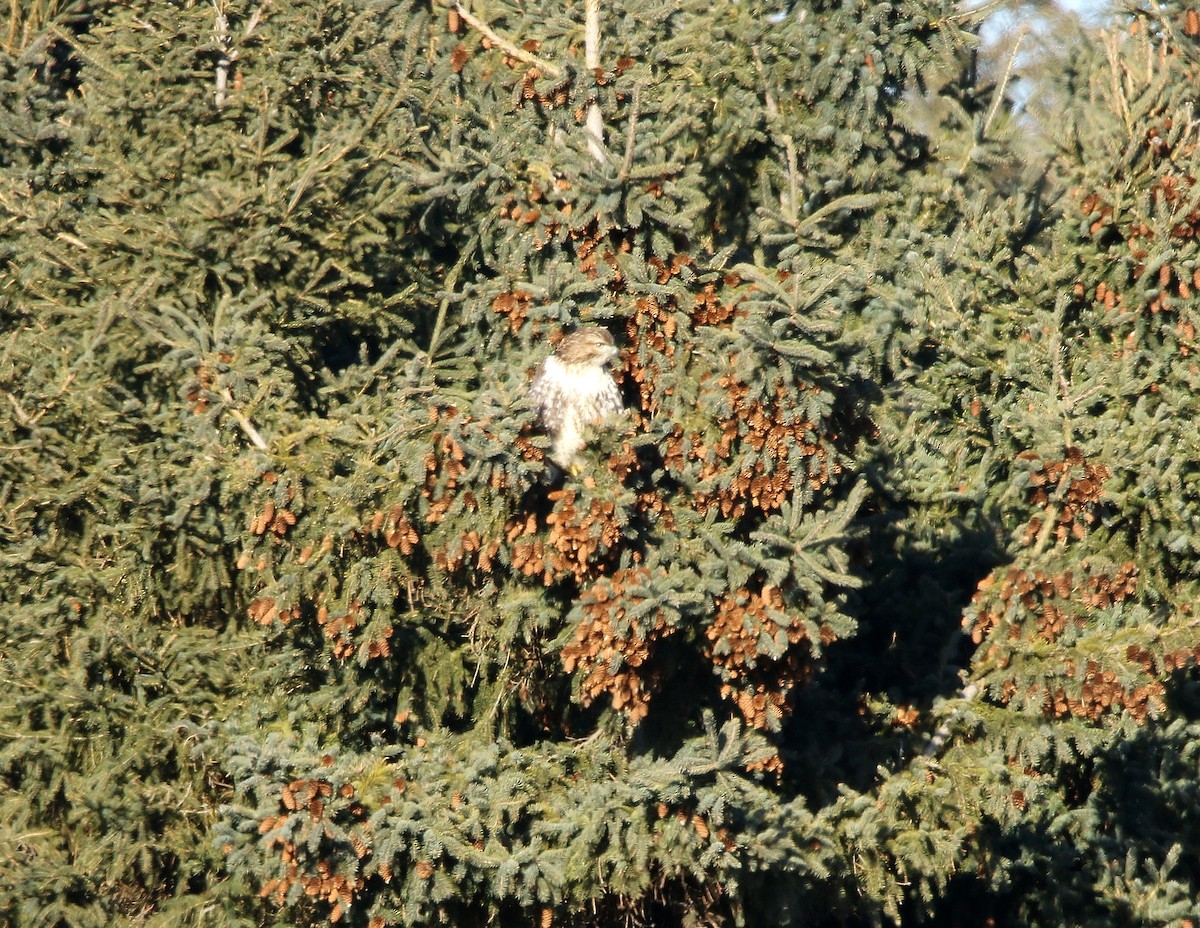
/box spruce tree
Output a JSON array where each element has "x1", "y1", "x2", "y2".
[
  {"x1": 856, "y1": 4, "x2": 1200, "y2": 923},
  {"x1": 3, "y1": 1, "x2": 1199, "y2": 927}
]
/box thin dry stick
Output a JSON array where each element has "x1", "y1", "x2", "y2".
[
  {"x1": 584, "y1": 0, "x2": 605, "y2": 163},
  {"x1": 222, "y1": 388, "x2": 270, "y2": 451},
  {"x1": 244, "y1": 0, "x2": 272, "y2": 37},
  {"x1": 979, "y1": 25, "x2": 1028, "y2": 143},
  {"x1": 5, "y1": 390, "x2": 39, "y2": 429},
  {"x1": 953, "y1": 24, "x2": 1025, "y2": 174},
  {"x1": 453, "y1": 3, "x2": 562, "y2": 77}
]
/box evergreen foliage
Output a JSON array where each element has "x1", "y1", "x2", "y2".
[{"x1": 2, "y1": 1, "x2": 1198, "y2": 927}]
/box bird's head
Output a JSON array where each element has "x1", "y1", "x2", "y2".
[{"x1": 555, "y1": 327, "x2": 619, "y2": 367}]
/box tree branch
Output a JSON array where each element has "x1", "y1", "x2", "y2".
[
  {"x1": 213, "y1": 1, "x2": 234, "y2": 107},
  {"x1": 244, "y1": 0, "x2": 273, "y2": 38},
  {"x1": 617, "y1": 82, "x2": 642, "y2": 181},
  {"x1": 584, "y1": 0, "x2": 605, "y2": 163},
  {"x1": 222, "y1": 388, "x2": 270, "y2": 451},
  {"x1": 453, "y1": 3, "x2": 562, "y2": 77}
]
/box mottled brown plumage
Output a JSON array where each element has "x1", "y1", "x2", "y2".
[{"x1": 529, "y1": 328, "x2": 622, "y2": 469}]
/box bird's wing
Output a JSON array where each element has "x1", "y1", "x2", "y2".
[
  {"x1": 599, "y1": 373, "x2": 623, "y2": 416},
  {"x1": 528, "y1": 358, "x2": 558, "y2": 424}
]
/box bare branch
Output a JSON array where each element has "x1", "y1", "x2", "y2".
[
  {"x1": 213, "y1": 1, "x2": 233, "y2": 108},
  {"x1": 981, "y1": 24, "x2": 1027, "y2": 142},
  {"x1": 5, "y1": 391, "x2": 39, "y2": 429},
  {"x1": 222, "y1": 388, "x2": 270, "y2": 451},
  {"x1": 244, "y1": 0, "x2": 273, "y2": 38},
  {"x1": 584, "y1": 0, "x2": 605, "y2": 163},
  {"x1": 453, "y1": 3, "x2": 562, "y2": 78}
]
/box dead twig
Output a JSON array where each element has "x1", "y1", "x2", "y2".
[{"x1": 453, "y1": 3, "x2": 562, "y2": 78}]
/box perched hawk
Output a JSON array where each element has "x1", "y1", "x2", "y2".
[{"x1": 529, "y1": 327, "x2": 623, "y2": 469}]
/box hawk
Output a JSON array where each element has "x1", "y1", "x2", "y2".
[{"x1": 529, "y1": 327, "x2": 623, "y2": 469}]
